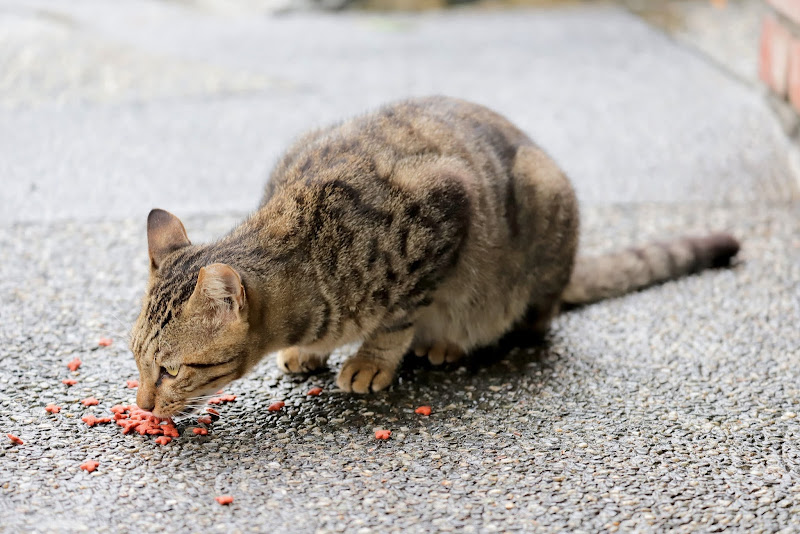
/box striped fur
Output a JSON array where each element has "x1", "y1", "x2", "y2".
[
  {"x1": 562, "y1": 234, "x2": 740, "y2": 306},
  {"x1": 129, "y1": 96, "x2": 739, "y2": 418}
]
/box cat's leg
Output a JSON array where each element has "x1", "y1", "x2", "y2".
[
  {"x1": 409, "y1": 308, "x2": 467, "y2": 365},
  {"x1": 336, "y1": 327, "x2": 414, "y2": 393},
  {"x1": 521, "y1": 297, "x2": 561, "y2": 339},
  {"x1": 276, "y1": 347, "x2": 330, "y2": 374},
  {"x1": 412, "y1": 341, "x2": 465, "y2": 365}
]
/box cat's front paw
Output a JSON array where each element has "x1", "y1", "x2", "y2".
[
  {"x1": 276, "y1": 347, "x2": 329, "y2": 374},
  {"x1": 336, "y1": 357, "x2": 396, "y2": 394}
]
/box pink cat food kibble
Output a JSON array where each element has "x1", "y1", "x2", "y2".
[
  {"x1": 206, "y1": 408, "x2": 220, "y2": 416},
  {"x1": 268, "y1": 401, "x2": 285, "y2": 412},
  {"x1": 81, "y1": 397, "x2": 99, "y2": 406},
  {"x1": 45, "y1": 404, "x2": 61, "y2": 414},
  {"x1": 80, "y1": 403, "x2": 229, "y2": 442},
  {"x1": 414, "y1": 405, "x2": 432, "y2": 416},
  {"x1": 98, "y1": 338, "x2": 113, "y2": 347},
  {"x1": 215, "y1": 495, "x2": 234, "y2": 505},
  {"x1": 61, "y1": 379, "x2": 78, "y2": 386},
  {"x1": 7, "y1": 433, "x2": 23, "y2": 445},
  {"x1": 111, "y1": 405, "x2": 180, "y2": 438},
  {"x1": 67, "y1": 357, "x2": 82, "y2": 372},
  {"x1": 207, "y1": 394, "x2": 236, "y2": 405},
  {"x1": 82, "y1": 414, "x2": 112, "y2": 427},
  {"x1": 126, "y1": 379, "x2": 139, "y2": 389},
  {"x1": 307, "y1": 387, "x2": 323, "y2": 396},
  {"x1": 79, "y1": 460, "x2": 99, "y2": 473},
  {"x1": 374, "y1": 430, "x2": 391, "y2": 440}
]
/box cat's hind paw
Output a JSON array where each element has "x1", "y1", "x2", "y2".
[
  {"x1": 412, "y1": 341, "x2": 464, "y2": 365},
  {"x1": 276, "y1": 347, "x2": 329, "y2": 374},
  {"x1": 336, "y1": 357, "x2": 395, "y2": 394}
]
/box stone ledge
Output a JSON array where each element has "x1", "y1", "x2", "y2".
[{"x1": 760, "y1": 1, "x2": 800, "y2": 120}]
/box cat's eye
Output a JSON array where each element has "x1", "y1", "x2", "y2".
[{"x1": 165, "y1": 365, "x2": 180, "y2": 376}]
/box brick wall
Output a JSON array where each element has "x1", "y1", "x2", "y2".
[{"x1": 761, "y1": 0, "x2": 800, "y2": 126}]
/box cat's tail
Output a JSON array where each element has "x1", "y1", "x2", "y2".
[{"x1": 561, "y1": 233, "x2": 740, "y2": 307}]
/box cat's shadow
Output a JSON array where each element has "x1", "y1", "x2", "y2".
[
  {"x1": 389, "y1": 329, "x2": 548, "y2": 381},
  {"x1": 235, "y1": 330, "x2": 562, "y2": 439}
]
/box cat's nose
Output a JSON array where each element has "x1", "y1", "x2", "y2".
[{"x1": 136, "y1": 389, "x2": 155, "y2": 412}]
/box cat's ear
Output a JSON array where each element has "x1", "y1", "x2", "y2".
[
  {"x1": 189, "y1": 263, "x2": 246, "y2": 325},
  {"x1": 147, "y1": 209, "x2": 191, "y2": 270}
]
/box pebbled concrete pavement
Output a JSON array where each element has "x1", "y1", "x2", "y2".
[
  {"x1": 1, "y1": 0, "x2": 799, "y2": 532},
  {"x1": 2, "y1": 203, "x2": 799, "y2": 532}
]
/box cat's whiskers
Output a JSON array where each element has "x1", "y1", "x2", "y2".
[
  {"x1": 177, "y1": 401, "x2": 214, "y2": 418},
  {"x1": 186, "y1": 394, "x2": 221, "y2": 403},
  {"x1": 103, "y1": 312, "x2": 135, "y2": 344}
]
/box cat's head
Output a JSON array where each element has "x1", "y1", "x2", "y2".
[{"x1": 130, "y1": 209, "x2": 253, "y2": 419}]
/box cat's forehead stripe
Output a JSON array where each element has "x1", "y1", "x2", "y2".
[{"x1": 148, "y1": 251, "x2": 207, "y2": 321}]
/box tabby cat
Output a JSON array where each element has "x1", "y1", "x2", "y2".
[{"x1": 130, "y1": 96, "x2": 739, "y2": 418}]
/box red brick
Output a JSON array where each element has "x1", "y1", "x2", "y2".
[
  {"x1": 768, "y1": 0, "x2": 800, "y2": 27},
  {"x1": 760, "y1": 14, "x2": 792, "y2": 95},
  {"x1": 788, "y1": 38, "x2": 800, "y2": 111}
]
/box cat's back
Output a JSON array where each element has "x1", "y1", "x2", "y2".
[{"x1": 262, "y1": 96, "x2": 532, "y2": 203}]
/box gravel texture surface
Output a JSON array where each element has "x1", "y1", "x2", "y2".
[
  {"x1": 1, "y1": 0, "x2": 799, "y2": 532},
  {"x1": 2, "y1": 203, "x2": 799, "y2": 532}
]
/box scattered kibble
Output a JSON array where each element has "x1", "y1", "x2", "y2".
[
  {"x1": 206, "y1": 408, "x2": 220, "y2": 416},
  {"x1": 67, "y1": 357, "x2": 82, "y2": 372},
  {"x1": 215, "y1": 495, "x2": 234, "y2": 505},
  {"x1": 112, "y1": 405, "x2": 179, "y2": 438},
  {"x1": 81, "y1": 397, "x2": 99, "y2": 406},
  {"x1": 7, "y1": 433, "x2": 23, "y2": 445},
  {"x1": 45, "y1": 404, "x2": 61, "y2": 414},
  {"x1": 268, "y1": 401, "x2": 285, "y2": 412},
  {"x1": 307, "y1": 387, "x2": 323, "y2": 396},
  {"x1": 207, "y1": 394, "x2": 236, "y2": 405},
  {"x1": 415, "y1": 405, "x2": 432, "y2": 416},
  {"x1": 82, "y1": 404, "x2": 227, "y2": 443},
  {"x1": 126, "y1": 379, "x2": 139, "y2": 389},
  {"x1": 375, "y1": 430, "x2": 391, "y2": 440},
  {"x1": 80, "y1": 460, "x2": 99, "y2": 473},
  {"x1": 81, "y1": 414, "x2": 113, "y2": 427},
  {"x1": 61, "y1": 379, "x2": 78, "y2": 386},
  {"x1": 98, "y1": 338, "x2": 113, "y2": 347}
]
